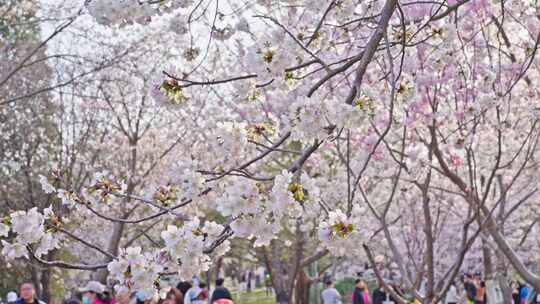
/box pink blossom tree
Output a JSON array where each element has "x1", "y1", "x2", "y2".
[{"x1": 1, "y1": 1, "x2": 540, "y2": 303}]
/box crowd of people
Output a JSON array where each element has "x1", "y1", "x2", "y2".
[
  {"x1": 462, "y1": 273, "x2": 487, "y2": 304},
  {"x1": 462, "y1": 272, "x2": 535, "y2": 304},
  {"x1": 511, "y1": 281, "x2": 533, "y2": 304},
  {"x1": 321, "y1": 272, "x2": 539, "y2": 304},
  {"x1": 2, "y1": 273, "x2": 539, "y2": 304},
  {"x1": 321, "y1": 279, "x2": 405, "y2": 304},
  {"x1": 1, "y1": 279, "x2": 234, "y2": 304}
]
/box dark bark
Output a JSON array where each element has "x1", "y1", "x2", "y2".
[
  {"x1": 40, "y1": 267, "x2": 52, "y2": 303},
  {"x1": 30, "y1": 267, "x2": 42, "y2": 299},
  {"x1": 262, "y1": 242, "x2": 293, "y2": 304},
  {"x1": 295, "y1": 269, "x2": 311, "y2": 304},
  {"x1": 275, "y1": 290, "x2": 290, "y2": 304}
]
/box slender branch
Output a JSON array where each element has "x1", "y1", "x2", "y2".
[
  {"x1": 0, "y1": 17, "x2": 76, "y2": 89},
  {"x1": 306, "y1": 1, "x2": 336, "y2": 47},
  {"x1": 57, "y1": 227, "x2": 116, "y2": 259},
  {"x1": 344, "y1": 0, "x2": 398, "y2": 104},
  {"x1": 363, "y1": 244, "x2": 408, "y2": 304},
  {"x1": 205, "y1": 132, "x2": 291, "y2": 182},
  {"x1": 300, "y1": 249, "x2": 328, "y2": 267},
  {"x1": 254, "y1": 15, "x2": 327, "y2": 69},
  {"x1": 29, "y1": 249, "x2": 108, "y2": 271},
  {"x1": 84, "y1": 187, "x2": 212, "y2": 224},
  {"x1": 164, "y1": 71, "x2": 258, "y2": 88}
]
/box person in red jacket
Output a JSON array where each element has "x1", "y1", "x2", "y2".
[{"x1": 80, "y1": 282, "x2": 116, "y2": 304}]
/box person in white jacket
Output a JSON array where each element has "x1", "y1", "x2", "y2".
[
  {"x1": 445, "y1": 282, "x2": 459, "y2": 304},
  {"x1": 321, "y1": 281, "x2": 342, "y2": 304},
  {"x1": 183, "y1": 278, "x2": 200, "y2": 304}
]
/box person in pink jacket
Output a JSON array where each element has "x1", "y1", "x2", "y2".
[{"x1": 80, "y1": 282, "x2": 116, "y2": 304}]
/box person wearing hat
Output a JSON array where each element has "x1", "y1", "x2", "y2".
[
  {"x1": 80, "y1": 282, "x2": 114, "y2": 304},
  {"x1": 210, "y1": 278, "x2": 232, "y2": 304}
]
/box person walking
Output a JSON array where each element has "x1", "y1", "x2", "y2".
[
  {"x1": 445, "y1": 282, "x2": 458, "y2": 304},
  {"x1": 15, "y1": 283, "x2": 46, "y2": 304},
  {"x1": 183, "y1": 283, "x2": 197, "y2": 304},
  {"x1": 210, "y1": 278, "x2": 232, "y2": 303},
  {"x1": 80, "y1": 281, "x2": 114, "y2": 304},
  {"x1": 321, "y1": 281, "x2": 342, "y2": 304},
  {"x1": 519, "y1": 282, "x2": 529, "y2": 304},
  {"x1": 371, "y1": 286, "x2": 387, "y2": 304},
  {"x1": 534, "y1": 288, "x2": 540, "y2": 304},
  {"x1": 352, "y1": 280, "x2": 370, "y2": 304},
  {"x1": 198, "y1": 283, "x2": 208, "y2": 301},
  {"x1": 474, "y1": 277, "x2": 486, "y2": 304},
  {"x1": 188, "y1": 288, "x2": 206, "y2": 304},
  {"x1": 264, "y1": 274, "x2": 272, "y2": 296},
  {"x1": 512, "y1": 281, "x2": 521, "y2": 304},
  {"x1": 463, "y1": 274, "x2": 476, "y2": 304},
  {"x1": 239, "y1": 272, "x2": 247, "y2": 294}
]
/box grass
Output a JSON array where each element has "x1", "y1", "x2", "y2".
[{"x1": 231, "y1": 289, "x2": 276, "y2": 304}]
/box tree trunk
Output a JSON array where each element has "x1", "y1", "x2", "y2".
[
  {"x1": 481, "y1": 207, "x2": 540, "y2": 289},
  {"x1": 40, "y1": 267, "x2": 53, "y2": 302},
  {"x1": 482, "y1": 238, "x2": 494, "y2": 280},
  {"x1": 496, "y1": 254, "x2": 512, "y2": 304},
  {"x1": 431, "y1": 125, "x2": 540, "y2": 290},
  {"x1": 262, "y1": 243, "x2": 291, "y2": 304},
  {"x1": 295, "y1": 269, "x2": 310, "y2": 304},
  {"x1": 495, "y1": 175, "x2": 512, "y2": 304},
  {"x1": 96, "y1": 221, "x2": 125, "y2": 283},
  {"x1": 96, "y1": 143, "x2": 136, "y2": 284},
  {"x1": 30, "y1": 266, "x2": 42, "y2": 299},
  {"x1": 206, "y1": 256, "x2": 223, "y2": 291},
  {"x1": 39, "y1": 250, "x2": 58, "y2": 303}
]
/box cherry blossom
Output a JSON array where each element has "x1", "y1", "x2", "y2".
[{"x1": 2, "y1": 0, "x2": 540, "y2": 302}]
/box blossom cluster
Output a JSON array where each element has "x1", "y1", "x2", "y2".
[
  {"x1": 0, "y1": 207, "x2": 60, "y2": 260},
  {"x1": 317, "y1": 209, "x2": 365, "y2": 257},
  {"x1": 87, "y1": 0, "x2": 193, "y2": 27},
  {"x1": 108, "y1": 217, "x2": 229, "y2": 299}
]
